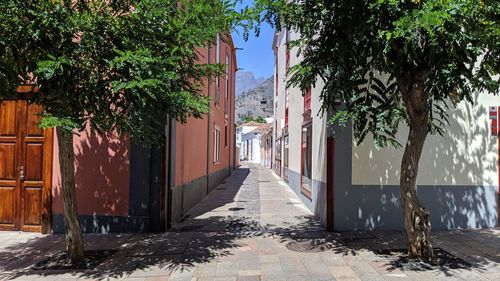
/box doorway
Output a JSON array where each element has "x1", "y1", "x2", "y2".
[{"x1": 0, "y1": 100, "x2": 53, "y2": 233}]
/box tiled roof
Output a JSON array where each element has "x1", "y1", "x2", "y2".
[
  {"x1": 252, "y1": 123, "x2": 272, "y2": 133},
  {"x1": 238, "y1": 121, "x2": 266, "y2": 128},
  {"x1": 245, "y1": 123, "x2": 272, "y2": 135}
]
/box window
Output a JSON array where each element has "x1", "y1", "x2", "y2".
[
  {"x1": 224, "y1": 125, "x2": 228, "y2": 148},
  {"x1": 304, "y1": 87, "x2": 312, "y2": 112},
  {"x1": 285, "y1": 92, "x2": 289, "y2": 127},
  {"x1": 275, "y1": 137, "x2": 282, "y2": 176},
  {"x1": 215, "y1": 33, "x2": 221, "y2": 106},
  {"x1": 275, "y1": 48, "x2": 278, "y2": 96},
  {"x1": 225, "y1": 52, "x2": 230, "y2": 113},
  {"x1": 285, "y1": 108, "x2": 289, "y2": 127},
  {"x1": 214, "y1": 127, "x2": 220, "y2": 163},
  {"x1": 301, "y1": 123, "x2": 313, "y2": 198},
  {"x1": 284, "y1": 134, "x2": 289, "y2": 181}
]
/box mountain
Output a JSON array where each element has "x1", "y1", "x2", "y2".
[
  {"x1": 235, "y1": 76, "x2": 274, "y2": 124},
  {"x1": 255, "y1": 76, "x2": 266, "y2": 85},
  {"x1": 235, "y1": 71, "x2": 263, "y2": 96}
]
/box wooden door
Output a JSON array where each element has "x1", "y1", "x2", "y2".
[{"x1": 0, "y1": 100, "x2": 52, "y2": 233}]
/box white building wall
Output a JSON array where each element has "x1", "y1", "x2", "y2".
[
  {"x1": 334, "y1": 93, "x2": 499, "y2": 231},
  {"x1": 274, "y1": 28, "x2": 498, "y2": 231},
  {"x1": 237, "y1": 125, "x2": 260, "y2": 161},
  {"x1": 251, "y1": 138, "x2": 261, "y2": 164},
  {"x1": 273, "y1": 29, "x2": 328, "y2": 224},
  {"x1": 286, "y1": 31, "x2": 303, "y2": 175},
  {"x1": 352, "y1": 94, "x2": 498, "y2": 187},
  {"x1": 310, "y1": 80, "x2": 328, "y2": 225},
  {"x1": 274, "y1": 30, "x2": 286, "y2": 177},
  {"x1": 241, "y1": 133, "x2": 262, "y2": 164}
]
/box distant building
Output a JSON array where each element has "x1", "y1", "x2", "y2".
[
  {"x1": 240, "y1": 123, "x2": 272, "y2": 164},
  {"x1": 241, "y1": 131, "x2": 260, "y2": 163},
  {"x1": 237, "y1": 121, "x2": 273, "y2": 164},
  {"x1": 273, "y1": 28, "x2": 499, "y2": 231},
  {"x1": 237, "y1": 121, "x2": 265, "y2": 161}
]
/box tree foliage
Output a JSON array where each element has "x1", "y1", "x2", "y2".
[
  {"x1": 252, "y1": 0, "x2": 499, "y2": 147},
  {"x1": 0, "y1": 0, "x2": 239, "y2": 138},
  {"x1": 242, "y1": 115, "x2": 266, "y2": 123}
]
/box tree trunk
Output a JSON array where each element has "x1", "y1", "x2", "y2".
[
  {"x1": 57, "y1": 129, "x2": 85, "y2": 265},
  {"x1": 399, "y1": 72, "x2": 434, "y2": 261}
]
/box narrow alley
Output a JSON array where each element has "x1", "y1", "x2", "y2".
[
  {"x1": 1, "y1": 2, "x2": 499, "y2": 281},
  {"x1": 1, "y1": 164, "x2": 499, "y2": 281}
]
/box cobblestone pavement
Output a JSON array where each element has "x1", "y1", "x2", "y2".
[{"x1": 1, "y1": 163, "x2": 499, "y2": 280}]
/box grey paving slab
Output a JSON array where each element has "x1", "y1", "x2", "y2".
[
  {"x1": 237, "y1": 276, "x2": 260, "y2": 281},
  {"x1": 0, "y1": 163, "x2": 499, "y2": 281}
]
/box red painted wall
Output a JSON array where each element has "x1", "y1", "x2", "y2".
[
  {"x1": 52, "y1": 126, "x2": 130, "y2": 216},
  {"x1": 209, "y1": 36, "x2": 236, "y2": 175},
  {"x1": 175, "y1": 34, "x2": 237, "y2": 186},
  {"x1": 175, "y1": 47, "x2": 210, "y2": 186},
  {"x1": 175, "y1": 117, "x2": 209, "y2": 186},
  {"x1": 51, "y1": 34, "x2": 236, "y2": 216}
]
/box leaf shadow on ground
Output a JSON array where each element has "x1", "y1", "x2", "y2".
[
  {"x1": 1, "y1": 164, "x2": 499, "y2": 279},
  {"x1": 271, "y1": 215, "x2": 499, "y2": 277},
  {"x1": 0, "y1": 167, "x2": 264, "y2": 280},
  {"x1": 0, "y1": 216, "x2": 268, "y2": 279}
]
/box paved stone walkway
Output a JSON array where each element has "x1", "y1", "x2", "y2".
[{"x1": 1, "y1": 163, "x2": 499, "y2": 280}]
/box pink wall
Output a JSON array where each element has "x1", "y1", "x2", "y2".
[
  {"x1": 52, "y1": 126, "x2": 130, "y2": 216},
  {"x1": 52, "y1": 35, "x2": 237, "y2": 219},
  {"x1": 175, "y1": 47, "x2": 210, "y2": 186},
  {"x1": 175, "y1": 35, "x2": 237, "y2": 185},
  {"x1": 175, "y1": 118, "x2": 209, "y2": 186},
  {"x1": 51, "y1": 35, "x2": 236, "y2": 214},
  {"x1": 209, "y1": 37, "x2": 236, "y2": 175}
]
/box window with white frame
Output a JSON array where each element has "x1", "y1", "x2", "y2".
[
  {"x1": 301, "y1": 123, "x2": 312, "y2": 198},
  {"x1": 214, "y1": 127, "x2": 220, "y2": 163}
]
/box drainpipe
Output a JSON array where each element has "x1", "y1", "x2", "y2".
[
  {"x1": 229, "y1": 125, "x2": 231, "y2": 174},
  {"x1": 166, "y1": 116, "x2": 174, "y2": 229},
  {"x1": 228, "y1": 49, "x2": 234, "y2": 175},
  {"x1": 206, "y1": 45, "x2": 212, "y2": 194}
]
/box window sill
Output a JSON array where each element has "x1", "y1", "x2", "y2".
[{"x1": 300, "y1": 188, "x2": 312, "y2": 200}]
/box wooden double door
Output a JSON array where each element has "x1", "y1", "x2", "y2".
[{"x1": 0, "y1": 100, "x2": 52, "y2": 233}]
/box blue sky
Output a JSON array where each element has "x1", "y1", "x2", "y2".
[{"x1": 231, "y1": 1, "x2": 275, "y2": 79}]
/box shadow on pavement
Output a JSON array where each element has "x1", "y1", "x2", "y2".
[
  {"x1": 0, "y1": 165, "x2": 498, "y2": 279},
  {"x1": 1, "y1": 216, "x2": 498, "y2": 279}
]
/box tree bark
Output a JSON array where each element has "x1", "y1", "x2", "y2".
[
  {"x1": 57, "y1": 129, "x2": 85, "y2": 265},
  {"x1": 398, "y1": 72, "x2": 434, "y2": 261}
]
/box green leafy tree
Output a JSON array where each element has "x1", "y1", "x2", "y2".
[
  {"x1": 0, "y1": 0, "x2": 238, "y2": 265},
  {"x1": 252, "y1": 0, "x2": 499, "y2": 260},
  {"x1": 255, "y1": 116, "x2": 266, "y2": 123},
  {"x1": 242, "y1": 115, "x2": 266, "y2": 123}
]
